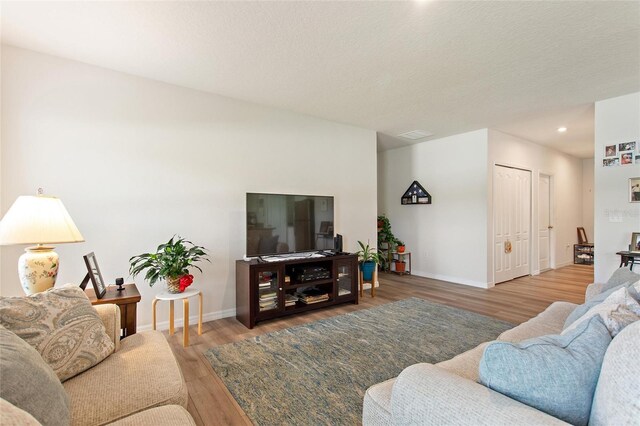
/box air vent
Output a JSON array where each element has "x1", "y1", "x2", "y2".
[{"x1": 397, "y1": 130, "x2": 434, "y2": 140}]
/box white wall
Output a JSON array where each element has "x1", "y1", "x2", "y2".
[
  {"x1": 594, "y1": 92, "x2": 640, "y2": 282},
  {"x1": 582, "y1": 158, "x2": 595, "y2": 242},
  {"x1": 0, "y1": 46, "x2": 377, "y2": 329},
  {"x1": 378, "y1": 129, "x2": 490, "y2": 287},
  {"x1": 487, "y1": 129, "x2": 585, "y2": 281}
]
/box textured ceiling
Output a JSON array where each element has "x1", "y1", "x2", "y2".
[{"x1": 2, "y1": 1, "x2": 639, "y2": 158}]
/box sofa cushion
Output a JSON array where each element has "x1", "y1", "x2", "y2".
[
  {"x1": 563, "y1": 287, "x2": 640, "y2": 337},
  {"x1": 0, "y1": 398, "x2": 41, "y2": 426},
  {"x1": 362, "y1": 378, "x2": 394, "y2": 426},
  {"x1": 63, "y1": 331, "x2": 188, "y2": 425},
  {"x1": 589, "y1": 321, "x2": 640, "y2": 425},
  {"x1": 435, "y1": 341, "x2": 492, "y2": 382},
  {"x1": 479, "y1": 316, "x2": 611, "y2": 426},
  {"x1": 497, "y1": 301, "x2": 576, "y2": 342},
  {"x1": 108, "y1": 405, "x2": 195, "y2": 426},
  {"x1": 603, "y1": 267, "x2": 640, "y2": 292},
  {"x1": 0, "y1": 284, "x2": 114, "y2": 381},
  {"x1": 0, "y1": 327, "x2": 70, "y2": 425}
]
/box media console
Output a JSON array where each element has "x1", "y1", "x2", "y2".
[{"x1": 235, "y1": 253, "x2": 358, "y2": 329}]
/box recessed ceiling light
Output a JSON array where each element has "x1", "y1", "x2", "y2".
[{"x1": 557, "y1": 127, "x2": 567, "y2": 133}]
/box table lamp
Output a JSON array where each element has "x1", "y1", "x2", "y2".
[{"x1": 0, "y1": 190, "x2": 84, "y2": 295}]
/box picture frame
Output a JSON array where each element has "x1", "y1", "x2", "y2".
[
  {"x1": 604, "y1": 144, "x2": 617, "y2": 157},
  {"x1": 577, "y1": 227, "x2": 588, "y2": 244},
  {"x1": 620, "y1": 152, "x2": 634, "y2": 165},
  {"x1": 631, "y1": 232, "x2": 640, "y2": 253},
  {"x1": 618, "y1": 141, "x2": 636, "y2": 152},
  {"x1": 630, "y1": 177, "x2": 640, "y2": 203},
  {"x1": 82, "y1": 252, "x2": 107, "y2": 298}
]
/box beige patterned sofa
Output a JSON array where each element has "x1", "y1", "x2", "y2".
[
  {"x1": 363, "y1": 279, "x2": 640, "y2": 425},
  {"x1": 1, "y1": 304, "x2": 194, "y2": 425}
]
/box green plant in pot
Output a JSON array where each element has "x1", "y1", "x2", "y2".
[
  {"x1": 129, "y1": 236, "x2": 210, "y2": 293},
  {"x1": 355, "y1": 240, "x2": 381, "y2": 281},
  {"x1": 395, "y1": 239, "x2": 406, "y2": 253}
]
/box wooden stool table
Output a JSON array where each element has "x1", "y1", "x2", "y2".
[
  {"x1": 359, "y1": 267, "x2": 379, "y2": 298},
  {"x1": 152, "y1": 288, "x2": 203, "y2": 347}
]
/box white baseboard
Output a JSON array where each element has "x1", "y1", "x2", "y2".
[
  {"x1": 138, "y1": 307, "x2": 237, "y2": 332},
  {"x1": 555, "y1": 260, "x2": 573, "y2": 268},
  {"x1": 411, "y1": 270, "x2": 491, "y2": 289}
]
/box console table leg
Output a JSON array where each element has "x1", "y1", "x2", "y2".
[
  {"x1": 183, "y1": 299, "x2": 190, "y2": 347},
  {"x1": 169, "y1": 300, "x2": 175, "y2": 336}
]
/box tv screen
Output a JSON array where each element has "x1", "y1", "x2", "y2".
[{"x1": 246, "y1": 193, "x2": 334, "y2": 257}]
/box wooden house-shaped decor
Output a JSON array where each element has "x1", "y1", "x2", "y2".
[{"x1": 401, "y1": 181, "x2": 432, "y2": 205}]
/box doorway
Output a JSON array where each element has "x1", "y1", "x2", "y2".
[
  {"x1": 538, "y1": 174, "x2": 553, "y2": 272},
  {"x1": 494, "y1": 165, "x2": 532, "y2": 284}
]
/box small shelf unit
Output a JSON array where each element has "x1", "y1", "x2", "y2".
[
  {"x1": 390, "y1": 251, "x2": 412, "y2": 275},
  {"x1": 574, "y1": 243, "x2": 594, "y2": 265}
]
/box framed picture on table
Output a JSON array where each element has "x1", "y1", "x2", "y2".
[
  {"x1": 80, "y1": 252, "x2": 107, "y2": 298},
  {"x1": 631, "y1": 233, "x2": 640, "y2": 253}
]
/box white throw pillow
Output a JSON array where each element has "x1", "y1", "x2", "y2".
[{"x1": 563, "y1": 287, "x2": 640, "y2": 337}]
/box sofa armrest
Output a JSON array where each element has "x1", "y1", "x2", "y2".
[
  {"x1": 94, "y1": 304, "x2": 121, "y2": 352},
  {"x1": 585, "y1": 282, "x2": 603, "y2": 302},
  {"x1": 390, "y1": 363, "x2": 567, "y2": 425}
]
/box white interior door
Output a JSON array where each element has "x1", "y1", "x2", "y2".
[
  {"x1": 538, "y1": 174, "x2": 551, "y2": 272},
  {"x1": 494, "y1": 165, "x2": 531, "y2": 284}
]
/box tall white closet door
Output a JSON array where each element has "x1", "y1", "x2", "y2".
[
  {"x1": 494, "y1": 165, "x2": 531, "y2": 284},
  {"x1": 538, "y1": 175, "x2": 551, "y2": 272}
]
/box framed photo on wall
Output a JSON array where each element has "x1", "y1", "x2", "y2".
[
  {"x1": 630, "y1": 177, "x2": 640, "y2": 203},
  {"x1": 82, "y1": 252, "x2": 107, "y2": 298}
]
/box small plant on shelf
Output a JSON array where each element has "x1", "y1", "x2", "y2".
[
  {"x1": 355, "y1": 240, "x2": 381, "y2": 281},
  {"x1": 129, "y1": 236, "x2": 210, "y2": 293},
  {"x1": 395, "y1": 239, "x2": 406, "y2": 253}
]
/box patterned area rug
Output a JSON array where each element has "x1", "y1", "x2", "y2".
[{"x1": 204, "y1": 298, "x2": 512, "y2": 425}]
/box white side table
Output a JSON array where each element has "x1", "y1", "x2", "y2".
[{"x1": 152, "y1": 288, "x2": 203, "y2": 347}]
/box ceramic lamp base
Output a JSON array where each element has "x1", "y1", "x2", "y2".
[{"x1": 18, "y1": 246, "x2": 59, "y2": 295}]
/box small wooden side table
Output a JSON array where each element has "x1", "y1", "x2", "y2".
[
  {"x1": 152, "y1": 288, "x2": 203, "y2": 347},
  {"x1": 617, "y1": 251, "x2": 640, "y2": 271},
  {"x1": 86, "y1": 283, "x2": 141, "y2": 338},
  {"x1": 359, "y1": 268, "x2": 379, "y2": 298}
]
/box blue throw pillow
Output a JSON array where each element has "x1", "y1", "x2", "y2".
[{"x1": 479, "y1": 316, "x2": 611, "y2": 426}]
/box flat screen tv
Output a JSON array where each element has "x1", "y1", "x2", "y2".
[{"x1": 246, "y1": 193, "x2": 334, "y2": 257}]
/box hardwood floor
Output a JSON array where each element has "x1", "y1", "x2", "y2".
[{"x1": 163, "y1": 264, "x2": 593, "y2": 426}]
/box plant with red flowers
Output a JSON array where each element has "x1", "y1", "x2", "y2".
[
  {"x1": 179, "y1": 274, "x2": 194, "y2": 292},
  {"x1": 129, "y1": 236, "x2": 209, "y2": 292}
]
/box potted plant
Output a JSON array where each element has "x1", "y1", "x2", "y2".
[
  {"x1": 129, "y1": 236, "x2": 210, "y2": 293},
  {"x1": 395, "y1": 260, "x2": 406, "y2": 273},
  {"x1": 355, "y1": 240, "x2": 381, "y2": 281},
  {"x1": 395, "y1": 239, "x2": 406, "y2": 253}
]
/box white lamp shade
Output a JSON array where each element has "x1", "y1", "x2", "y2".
[{"x1": 0, "y1": 195, "x2": 84, "y2": 245}]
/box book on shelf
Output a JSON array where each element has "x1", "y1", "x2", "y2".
[
  {"x1": 338, "y1": 288, "x2": 351, "y2": 296},
  {"x1": 284, "y1": 294, "x2": 298, "y2": 307},
  {"x1": 299, "y1": 295, "x2": 329, "y2": 304},
  {"x1": 259, "y1": 292, "x2": 277, "y2": 302},
  {"x1": 258, "y1": 282, "x2": 272, "y2": 288}
]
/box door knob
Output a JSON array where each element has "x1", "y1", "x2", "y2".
[{"x1": 548, "y1": 225, "x2": 554, "y2": 229}]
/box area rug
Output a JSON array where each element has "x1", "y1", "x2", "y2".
[{"x1": 204, "y1": 298, "x2": 512, "y2": 425}]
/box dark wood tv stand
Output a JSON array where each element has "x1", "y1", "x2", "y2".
[{"x1": 235, "y1": 253, "x2": 358, "y2": 329}]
